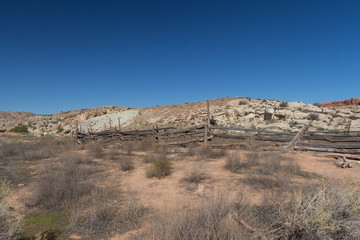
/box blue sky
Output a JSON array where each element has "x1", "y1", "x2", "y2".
[{"x1": 1, "y1": 0, "x2": 359, "y2": 114}]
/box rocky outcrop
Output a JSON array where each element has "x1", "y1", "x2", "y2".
[
  {"x1": 1, "y1": 98, "x2": 360, "y2": 136},
  {"x1": 320, "y1": 98, "x2": 360, "y2": 109}
]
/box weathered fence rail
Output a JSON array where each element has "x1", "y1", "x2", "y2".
[{"x1": 74, "y1": 99, "x2": 360, "y2": 158}]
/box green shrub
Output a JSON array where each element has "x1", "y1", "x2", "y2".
[
  {"x1": 10, "y1": 124, "x2": 28, "y2": 133},
  {"x1": 146, "y1": 157, "x2": 172, "y2": 179},
  {"x1": 56, "y1": 127, "x2": 64, "y2": 134}
]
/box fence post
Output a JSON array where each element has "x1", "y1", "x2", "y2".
[
  {"x1": 153, "y1": 125, "x2": 158, "y2": 144},
  {"x1": 284, "y1": 120, "x2": 313, "y2": 152},
  {"x1": 204, "y1": 99, "x2": 210, "y2": 146},
  {"x1": 347, "y1": 120, "x2": 352, "y2": 135},
  {"x1": 118, "y1": 117, "x2": 121, "y2": 132}
]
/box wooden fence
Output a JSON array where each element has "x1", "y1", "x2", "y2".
[{"x1": 74, "y1": 100, "x2": 360, "y2": 159}]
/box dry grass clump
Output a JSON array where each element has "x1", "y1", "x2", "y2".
[
  {"x1": 256, "y1": 152, "x2": 300, "y2": 176},
  {"x1": 28, "y1": 153, "x2": 95, "y2": 209},
  {"x1": 123, "y1": 141, "x2": 136, "y2": 156},
  {"x1": 146, "y1": 156, "x2": 172, "y2": 179},
  {"x1": 135, "y1": 191, "x2": 255, "y2": 240},
  {"x1": 238, "y1": 152, "x2": 301, "y2": 190},
  {"x1": 120, "y1": 157, "x2": 135, "y2": 171},
  {"x1": 182, "y1": 164, "x2": 205, "y2": 184},
  {"x1": 196, "y1": 146, "x2": 227, "y2": 160},
  {"x1": 107, "y1": 147, "x2": 120, "y2": 160},
  {"x1": 114, "y1": 200, "x2": 148, "y2": 234},
  {"x1": 70, "y1": 192, "x2": 147, "y2": 236},
  {"x1": 153, "y1": 144, "x2": 168, "y2": 156},
  {"x1": 183, "y1": 144, "x2": 197, "y2": 156},
  {"x1": 257, "y1": 181, "x2": 360, "y2": 239},
  {"x1": 139, "y1": 138, "x2": 154, "y2": 151},
  {"x1": 224, "y1": 153, "x2": 259, "y2": 173},
  {"x1": 86, "y1": 142, "x2": 104, "y2": 158}
]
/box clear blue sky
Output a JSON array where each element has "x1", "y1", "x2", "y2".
[{"x1": 1, "y1": 0, "x2": 359, "y2": 114}]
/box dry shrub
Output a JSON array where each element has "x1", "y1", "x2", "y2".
[
  {"x1": 224, "y1": 153, "x2": 259, "y2": 173},
  {"x1": 70, "y1": 189, "x2": 116, "y2": 236},
  {"x1": 0, "y1": 179, "x2": 21, "y2": 239},
  {"x1": 123, "y1": 141, "x2": 136, "y2": 156},
  {"x1": 114, "y1": 200, "x2": 148, "y2": 234},
  {"x1": 139, "y1": 138, "x2": 154, "y2": 151},
  {"x1": 86, "y1": 142, "x2": 104, "y2": 158},
  {"x1": 244, "y1": 175, "x2": 290, "y2": 190},
  {"x1": 257, "y1": 181, "x2": 360, "y2": 239},
  {"x1": 184, "y1": 144, "x2": 197, "y2": 156},
  {"x1": 242, "y1": 152, "x2": 300, "y2": 190},
  {"x1": 146, "y1": 157, "x2": 172, "y2": 179},
  {"x1": 153, "y1": 144, "x2": 168, "y2": 156},
  {"x1": 182, "y1": 164, "x2": 205, "y2": 184},
  {"x1": 196, "y1": 146, "x2": 227, "y2": 160},
  {"x1": 120, "y1": 157, "x2": 134, "y2": 171},
  {"x1": 136, "y1": 191, "x2": 255, "y2": 240},
  {"x1": 28, "y1": 153, "x2": 95, "y2": 209},
  {"x1": 107, "y1": 147, "x2": 119, "y2": 160},
  {"x1": 256, "y1": 152, "x2": 300, "y2": 176}
]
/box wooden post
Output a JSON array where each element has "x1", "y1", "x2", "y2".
[
  {"x1": 284, "y1": 120, "x2": 313, "y2": 152},
  {"x1": 347, "y1": 120, "x2": 352, "y2": 135},
  {"x1": 204, "y1": 99, "x2": 210, "y2": 146},
  {"x1": 75, "y1": 121, "x2": 79, "y2": 139},
  {"x1": 118, "y1": 117, "x2": 121, "y2": 131},
  {"x1": 153, "y1": 125, "x2": 158, "y2": 143}
]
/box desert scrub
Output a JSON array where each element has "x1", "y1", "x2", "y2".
[
  {"x1": 10, "y1": 124, "x2": 28, "y2": 134},
  {"x1": 258, "y1": 181, "x2": 360, "y2": 239},
  {"x1": 0, "y1": 179, "x2": 22, "y2": 239},
  {"x1": 146, "y1": 156, "x2": 172, "y2": 179},
  {"x1": 279, "y1": 101, "x2": 288, "y2": 108}
]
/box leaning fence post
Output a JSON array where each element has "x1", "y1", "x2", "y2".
[{"x1": 284, "y1": 120, "x2": 313, "y2": 152}]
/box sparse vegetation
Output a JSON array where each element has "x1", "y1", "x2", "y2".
[
  {"x1": 182, "y1": 164, "x2": 205, "y2": 184},
  {"x1": 308, "y1": 113, "x2": 320, "y2": 120},
  {"x1": 120, "y1": 157, "x2": 134, "y2": 171},
  {"x1": 279, "y1": 101, "x2": 288, "y2": 108},
  {"x1": 27, "y1": 153, "x2": 95, "y2": 209},
  {"x1": 10, "y1": 124, "x2": 28, "y2": 133},
  {"x1": 146, "y1": 156, "x2": 172, "y2": 179}
]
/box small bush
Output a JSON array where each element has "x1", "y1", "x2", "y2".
[
  {"x1": 146, "y1": 157, "x2": 172, "y2": 179},
  {"x1": 10, "y1": 124, "x2": 28, "y2": 133},
  {"x1": 308, "y1": 113, "x2": 320, "y2": 121},
  {"x1": 313, "y1": 102, "x2": 322, "y2": 107},
  {"x1": 279, "y1": 101, "x2": 288, "y2": 108},
  {"x1": 56, "y1": 126, "x2": 64, "y2": 134},
  {"x1": 123, "y1": 141, "x2": 136, "y2": 156},
  {"x1": 87, "y1": 142, "x2": 104, "y2": 158},
  {"x1": 182, "y1": 165, "x2": 205, "y2": 184},
  {"x1": 140, "y1": 138, "x2": 154, "y2": 151},
  {"x1": 184, "y1": 144, "x2": 197, "y2": 156},
  {"x1": 224, "y1": 154, "x2": 258, "y2": 173},
  {"x1": 259, "y1": 181, "x2": 360, "y2": 239},
  {"x1": 114, "y1": 200, "x2": 148, "y2": 234},
  {"x1": 197, "y1": 146, "x2": 227, "y2": 160},
  {"x1": 107, "y1": 147, "x2": 119, "y2": 160},
  {"x1": 120, "y1": 157, "x2": 134, "y2": 171},
  {"x1": 28, "y1": 153, "x2": 95, "y2": 209},
  {"x1": 136, "y1": 191, "x2": 252, "y2": 239}
]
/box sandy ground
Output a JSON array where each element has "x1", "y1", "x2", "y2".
[{"x1": 7, "y1": 147, "x2": 360, "y2": 240}]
